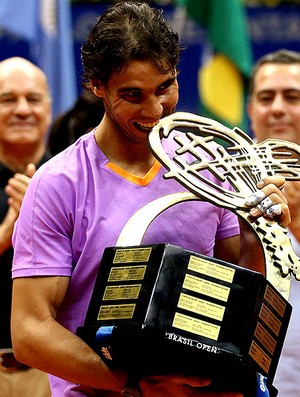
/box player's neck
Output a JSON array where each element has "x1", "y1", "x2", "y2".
[{"x1": 94, "y1": 121, "x2": 156, "y2": 176}]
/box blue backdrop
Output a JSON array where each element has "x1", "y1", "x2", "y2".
[{"x1": 1, "y1": 2, "x2": 300, "y2": 117}]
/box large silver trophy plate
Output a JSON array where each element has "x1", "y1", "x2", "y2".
[{"x1": 117, "y1": 112, "x2": 300, "y2": 299}]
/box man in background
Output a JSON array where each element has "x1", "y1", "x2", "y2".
[
  {"x1": 0, "y1": 57, "x2": 51, "y2": 396},
  {"x1": 247, "y1": 48, "x2": 300, "y2": 397}
]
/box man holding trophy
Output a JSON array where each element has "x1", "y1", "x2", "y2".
[{"x1": 10, "y1": 2, "x2": 296, "y2": 397}]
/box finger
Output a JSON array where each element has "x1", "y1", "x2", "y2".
[
  {"x1": 26, "y1": 163, "x2": 36, "y2": 178},
  {"x1": 5, "y1": 181, "x2": 27, "y2": 201},
  {"x1": 275, "y1": 202, "x2": 291, "y2": 228},
  {"x1": 245, "y1": 190, "x2": 266, "y2": 207},
  {"x1": 7, "y1": 197, "x2": 21, "y2": 213},
  {"x1": 245, "y1": 185, "x2": 288, "y2": 209},
  {"x1": 6, "y1": 174, "x2": 31, "y2": 195},
  {"x1": 265, "y1": 204, "x2": 282, "y2": 217},
  {"x1": 246, "y1": 190, "x2": 290, "y2": 226},
  {"x1": 12, "y1": 173, "x2": 32, "y2": 188},
  {"x1": 5, "y1": 183, "x2": 24, "y2": 203},
  {"x1": 250, "y1": 202, "x2": 290, "y2": 227},
  {"x1": 5, "y1": 181, "x2": 24, "y2": 208},
  {"x1": 256, "y1": 197, "x2": 273, "y2": 213},
  {"x1": 258, "y1": 175, "x2": 286, "y2": 191},
  {"x1": 260, "y1": 184, "x2": 287, "y2": 203}
]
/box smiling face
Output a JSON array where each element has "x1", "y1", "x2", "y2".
[
  {"x1": 248, "y1": 63, "x2": 300, "y2": 144},
  {"x1": 0, "y1": 59, "x2": 51, "y2": 151},
  {"x1": 92, "y1": 59, "x2": 179, "y2": 147}
]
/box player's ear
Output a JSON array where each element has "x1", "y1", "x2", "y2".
[{"x1": 90, "y1": 79, "x2": 105, "y2": 99}]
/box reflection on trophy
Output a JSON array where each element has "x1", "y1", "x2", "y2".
[{"x1": 77, "y1": 112, "x2": 300, "y2": 397}]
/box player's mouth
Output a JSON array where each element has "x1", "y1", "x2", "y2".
[{"x1": 135, "y1": 121, "x2": 158, "y2": 132}]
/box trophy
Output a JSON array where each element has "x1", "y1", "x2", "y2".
[{"x1": 77, "y1": 112, "x2": 300, "y2": 396}]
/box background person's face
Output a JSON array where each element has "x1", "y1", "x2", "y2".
[
  {"x1": 0, "y1": 68, "x2": 51, "y2": 148},
  {"x1": 248, "y1": 63, "x2": 300, "y2": 144}
]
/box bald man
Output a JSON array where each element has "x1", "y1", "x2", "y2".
[{"x1": 0, "y1": 57, "x2": 51, "y2": 396}]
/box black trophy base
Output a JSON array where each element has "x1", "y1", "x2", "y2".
[
  {"x1": 77, "y1": 322, "x2": 277, "y2": 397},
  {"x1": 77, "y1": 244, "x2": 291, "y2": 396}
]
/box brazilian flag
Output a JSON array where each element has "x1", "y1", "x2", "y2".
[{"x1": 175, "y1": 0, "x2": 253, "y2": 131}]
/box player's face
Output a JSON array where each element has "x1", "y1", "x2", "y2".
[{"x1": 93, "y1": 59, "x2": 179, "y2": 145}]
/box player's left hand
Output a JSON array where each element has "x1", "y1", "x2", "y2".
[{"x1": 244, "y1": 176, "x2": 290, "y2": 228}]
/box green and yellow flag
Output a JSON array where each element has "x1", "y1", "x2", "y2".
[{"x1": 175, "y1": 0, "x2": 253, "y2": 130}]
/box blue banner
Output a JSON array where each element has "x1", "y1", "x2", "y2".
[{"x1": 0, "y1": 0, "x2": 77, "y2": 119}]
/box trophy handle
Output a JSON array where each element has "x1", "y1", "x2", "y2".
[
  {"x1": 116, "y1": 191, "x2": 199, "y2": 247},
  {"x1": 236, "y1": 209, "x2": 299, "y2": 299}
]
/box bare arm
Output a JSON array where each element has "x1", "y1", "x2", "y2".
[
  {"x1": 0, "y1": 206, "x2": 18, "y2": 254},
  {"x1": 11, "y1": 276, "x2": 127, "y2": 392},
  {"x1": 11, "y1": 276, "x2": 243, "y2": 396},
  {"x1": 283, "y1": 181, "x2": 300, "y2": 243}
]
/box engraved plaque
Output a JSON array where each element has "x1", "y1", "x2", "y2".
[{"x1": 77, "y1": 244, "x2": 291, "y2": 397}]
